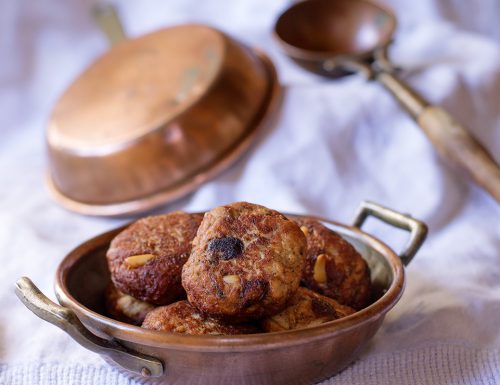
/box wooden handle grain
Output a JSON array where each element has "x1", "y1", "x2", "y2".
[
  {"x1": 417, "y1": 106, "x2": 500, "y2": 202},
  {"x1": 377, "y1": 71, "x2": 500, "y2": 203}
]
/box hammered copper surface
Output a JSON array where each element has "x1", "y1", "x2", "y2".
[{"x1": 47, "y1": 24, "x2": 281, "y2": 216}]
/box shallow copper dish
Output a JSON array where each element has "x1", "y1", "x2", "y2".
[
  {"x1": 47, "y1": 24, "x2": 281, "y2": 217},
  {"x1": 16, "y1": 201, "x2": 427, "y2": 384}
]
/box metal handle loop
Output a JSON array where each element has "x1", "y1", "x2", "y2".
[
  {"x1": 15, "y1": 277, "x2": 164, "y2": 378},
  {"x1": 352, "y1": 201, "x2": 428, "y2": 266}
]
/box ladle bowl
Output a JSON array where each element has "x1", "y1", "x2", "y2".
[{"x1": 274, "y1": 0, "x2": 395, "y2": 77}]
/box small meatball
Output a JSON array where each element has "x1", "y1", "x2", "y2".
[
  {"x1": 261, "y1": 287, "x2": 355, "y2": 332},
  {"x1": 182, "y1": 202, "x2": 307, "y2": 322},
  {"x1": 142, "y1": 301, "x2": 259, "y2": 335},
  {"x1": 106, "y1": 212, "x2": 203, "y2": 305},
  {"x1": 295, "y1": 218, "x2": 371, "y2": 310},
  {"x1": 105, "y1": 283, "x2": 155, "y2": 325}
]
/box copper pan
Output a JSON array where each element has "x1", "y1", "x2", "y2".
[
  {"x1": 16, "y1": 201, "x2": 427, "y2": 384},
  {"x1": 47, "y1": 23, "x2": 281, "y2": 217}
]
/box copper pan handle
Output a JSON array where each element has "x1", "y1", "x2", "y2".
[
  {"x1": 352, "y1": 201, "x2": 428, "y2": 266},
  {"x1": 15, "y1": 277, "x2": 163, "y2": 378},
  {"x1": 91, "y1": 2, "x2": 126, "y2": 45}
]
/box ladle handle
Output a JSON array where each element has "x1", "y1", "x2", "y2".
[
  {"x1": 377, "y1": 71, "x2": 500, "y2": 203},
  {"x1": 15, "y1": 277, "x2": 164, "y2": 378}
]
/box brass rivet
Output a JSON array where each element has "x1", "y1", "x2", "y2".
[{"x1": 141, "y1": 367, "x2": 151, "y2": 377}]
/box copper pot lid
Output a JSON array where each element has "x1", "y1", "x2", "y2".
[{"x1": 46, "y1": 24, "x2": 281, "y2": 216}]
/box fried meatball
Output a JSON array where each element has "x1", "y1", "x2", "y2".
[
  {"x1": 261, "y1": 287, "x2": 355, "y2": 332},
  {"x1": 182, "y1": 202, "x2": 307, "y2": 322},
  {"x1": 142, "y1": 301, "x2": 259, "y2": 335},
  {"x1": 295, "y1": 218, "x2": 371, "y2": 310},
  {"x1": 105, "y1": 283, "x2": 155, "y2": 325},
  {"x1": 107, "y1": 212, "x2": 203, "y2": 305}
]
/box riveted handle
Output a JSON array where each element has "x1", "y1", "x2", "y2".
[
  {"x1": 15, "y1": 277, "x2": 164, "y2": 378},
  {"x1": 352, "y1": 201, "x2": 428, "y2": 266}
]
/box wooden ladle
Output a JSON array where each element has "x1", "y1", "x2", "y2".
[{"x1": 274, "y1": 0, "x2": 500, "y2": 203}]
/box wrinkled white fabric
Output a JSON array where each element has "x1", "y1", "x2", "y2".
[{"x1": 0, "y1": 0, "x2": 499, "y2": 384}]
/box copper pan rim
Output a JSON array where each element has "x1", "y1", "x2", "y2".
[
  {"x1": 54, "y1": 214, "x2": 405, "y2": 352},
  {"x1": 45, "y1": 49, "x2": 281, "y2": 218}
]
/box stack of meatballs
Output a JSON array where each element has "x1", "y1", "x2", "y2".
[{"x1": 105, "y1": 202, "x2": 371, "y2": 335}]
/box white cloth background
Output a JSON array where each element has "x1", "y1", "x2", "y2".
[{"x1": 1, "y1": 0, "x2": 499, "y2": 384}]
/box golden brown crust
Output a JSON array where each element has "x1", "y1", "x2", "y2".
[
  {"x1": 106, "y1": 212, "x2": 203, "y2": 305},
  {"x1": 295, "y1": 218, "x2": 371, "y2": 310},
  {"x1": 182, "y1": 202, "x2": 307, "y2": 322},
  {"x1": 260, "y1": 287, "x2": 355, "y2": 332},
  {"x1": 105, "y1": 283, "x2": 155, "y2": 325},
  {"x1": 141, "y1": 301, "x2": 260, "y2": 335}
]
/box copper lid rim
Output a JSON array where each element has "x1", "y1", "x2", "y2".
[{"x1": 46, "y1": 49, "x2": 281, "y2": 217}]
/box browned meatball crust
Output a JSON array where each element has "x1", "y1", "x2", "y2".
[
  {"x1": 105, "y1": 283, "x2": 155, "y2": 325},
  {"x1": 295, "y1": 218, "x2": 371, "y2": 310},
  {"x1": 107, "y1": 212, "x2": 203, "y2": 305},
  {"x1": 182, "y1": 202, "x2": 307, "y2": 322},
  {"x1": 142, "y1": 301, "x2": 259, "y2": 335},
  {"x1": 261, "y1": 287, "x2": 355, "y2": 332}
]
